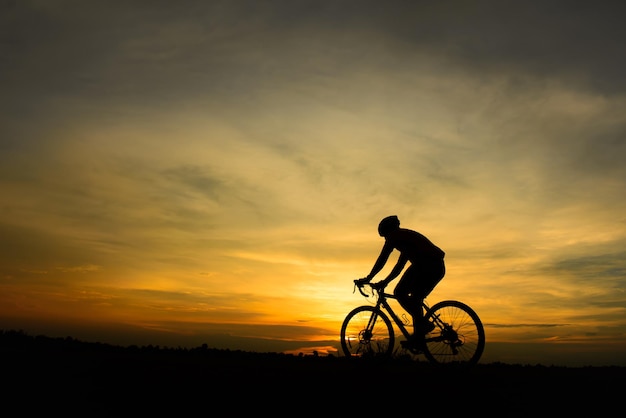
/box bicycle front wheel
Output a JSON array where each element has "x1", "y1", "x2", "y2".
[
  {"x1": 340, "y1": 306, "x2": 394, "y2": 358},
  {"x1": 423, "y1": 300, "x2": 485, "y2": 366}
]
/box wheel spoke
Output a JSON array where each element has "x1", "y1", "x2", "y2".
[
  {"x1": 340, "y1": 306, "x2": 394, "y2": 358},
  {"x1": 422, "y1": 300, "x2": 485, "y2": 366}
]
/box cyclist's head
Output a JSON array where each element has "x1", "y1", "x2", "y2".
[{"x1": 378, "y1": 215, "x2": 400, "y2": 237}]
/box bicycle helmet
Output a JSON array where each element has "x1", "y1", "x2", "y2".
[{"x1": 378, "y1": 215, "x2": 400, "y2": 237}]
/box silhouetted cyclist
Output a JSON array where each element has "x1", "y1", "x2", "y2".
[{"x1": 357, "y1": 215, "x2": 445, "y2": 348}]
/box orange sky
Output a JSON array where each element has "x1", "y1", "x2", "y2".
[{"x1": 1, "y1": 0, "x2": 626, "y2": 366}]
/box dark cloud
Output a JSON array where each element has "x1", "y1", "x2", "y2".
[
  {"x1": 4, "y1": 1, "x2": 625, "y2": 104},
  {"x1": 550, "y1": 251, "x2": 626, "y2": 281},
  {"x1": 358, "y1": 1, "x2": 626, "y2": 95},
  {"x1": 162, "y1": 165, "x2": 224, "y2": 201}
]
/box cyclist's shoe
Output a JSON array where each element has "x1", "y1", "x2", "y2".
[
  {"x1": 400, "y1": 335, "x2": 426, "y2": 352},
  {"x1": 416, "y1": 319, "x2": 435, "y2": 334},
  {"x1": 421, "y1": 320, "x2": 435, "y2": 334}
]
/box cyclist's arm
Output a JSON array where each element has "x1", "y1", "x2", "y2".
[
  {"x1": 365, "y1": 242, "x2": 394, "y2": 281},
  {"x1": 379, "y1": 254, "x2": 408, "y2": 285}
]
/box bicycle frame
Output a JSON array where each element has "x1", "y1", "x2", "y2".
[{"x1": 357, "y1": 285, "x2": 430, "y2": 341}]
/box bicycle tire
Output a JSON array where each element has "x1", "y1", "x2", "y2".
[
  {"x1": 422, "y1": 300, "x2": 485, "y2": 366},
  {"x1": 340, "y1": 306, "x2": 394, "y2": 358}
]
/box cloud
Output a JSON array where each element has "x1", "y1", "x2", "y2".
[
  {"x1": 56, "y1": 264, "x2": 101, "y2": 273},
  {"x1": 1, "y1": 0, "x2": 626, "y2": 365}
]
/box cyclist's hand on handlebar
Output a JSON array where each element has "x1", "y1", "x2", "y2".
[
  {"x1": 354, "y1": 277, "x2": 370, "y2": 287},
  {"x1": 354, "y1": 277, "x2": 371, "y2": 296},
  {"x1": 370, "y1": 281, "x2": 386, "y2": 291}
]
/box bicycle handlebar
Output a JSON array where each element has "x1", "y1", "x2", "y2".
[
  {"x1": 353, "y1": 278, "x2": 385, "y2": 297},
  {"x1": 354, "y1": 280, "x2": 369, "y2": 297}
]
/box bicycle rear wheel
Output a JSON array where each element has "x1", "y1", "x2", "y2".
[
  {"x1": 423, "y1": 300, "x2": 485, "y2": 366},
  {"x1": 340, "y1": 306, "x2": 394, "y2": 358}
]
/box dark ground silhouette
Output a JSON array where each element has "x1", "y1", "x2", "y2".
[{"x1": 3, "y1": 329, "x2": 623, "y2": 416}]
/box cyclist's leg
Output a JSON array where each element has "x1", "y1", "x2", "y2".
[
  {"x1": 419, "y1": 260, "x2": 445, "y2": 333},
  {"x1": 397, "y1": 261, "x2": 445, "y2": 336},
  {"x1": 394, "y1": 267, "x2": 423, "y2": 338}
]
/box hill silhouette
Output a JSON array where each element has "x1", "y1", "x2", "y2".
[{"x1": 2, "y1": 329, "x2": 623, "y2": 416}]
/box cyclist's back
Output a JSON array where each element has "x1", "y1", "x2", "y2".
[{"x1": 382, "y1": 227, "x2": 444, "y2": 263}]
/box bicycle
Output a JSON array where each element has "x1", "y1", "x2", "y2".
[{"x1": 340, "y1": 279, "x2": 485, "y2": 366}]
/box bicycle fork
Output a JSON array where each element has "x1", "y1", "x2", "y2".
[{"x1": 361, "y1": 310, "x2": 380, "y2": 342}]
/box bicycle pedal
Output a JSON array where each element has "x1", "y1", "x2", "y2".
[{"x1": 401, "y1": 339, "x2": 425, "y2": 351}]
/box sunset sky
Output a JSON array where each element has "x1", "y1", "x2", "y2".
[{"x1": 2, "y1": 0, "x2": 626, "y2": 366}]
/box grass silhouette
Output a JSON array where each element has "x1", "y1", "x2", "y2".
[{"x1": 2, "y1": 329, "x2": 623, "y2": 416}]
